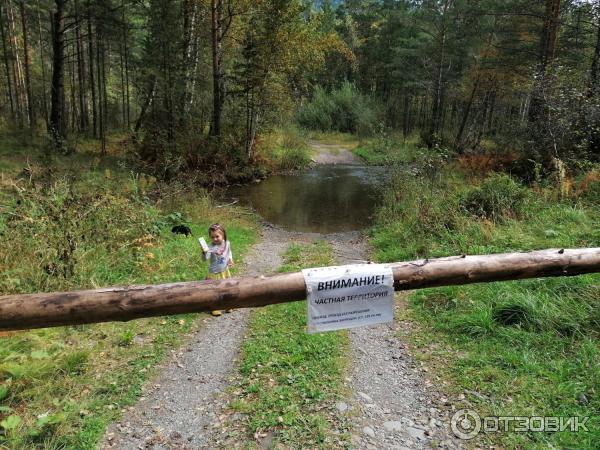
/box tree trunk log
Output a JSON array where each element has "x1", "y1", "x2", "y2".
[{"x1": 0, "y1": 248, "x2": 599, "y2": 332}]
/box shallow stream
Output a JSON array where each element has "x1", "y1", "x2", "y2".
[{"x1": 225, "y1": 164, "x2": 389, "y2": 233}]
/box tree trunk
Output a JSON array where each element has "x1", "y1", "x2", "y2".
[
  {"x1": 0, "y1": 3, "x2": 15, "y2": 122},
  {"x1": 428, "y1": 0, "x2": 451, "y2": 147},
  {"x1": 1, "y1": 248, "x2": 599, "y2": 331},
  {"x1": 589, "y1": 18, "x2": 600, "y2": 159},
  {"x1": 69, "y1": 37, "x2": 76, "y2": 132},
  {"x1": 245, "y1": 88, "x2": 258, "y2": 158},
  {"x1": 19, "y1": 1, "x2": 33, "y2": 127},
  {"x1": 122, "y1": 0, "x2": 130, "y2": 128},
  {"x1": 134, "y1": 75, "x2": 156, "y2": 135},
  {"x1": 74, "y1": 0, "x2": 88, "y2": 131},
  {"x1": 528, "y1": 0, "x2": 561, "y2": 125},
  {"x1": 182, "y1": 0, "x2": 198, "y2": 120},
  {"x1": 36, "y1": 0, "x2": 48, "y2": 125},
  {"x1": 5, "y1": 0, "x2": 22, "y2": 127},
  {"x1": 119, "y1": 41, "x2": 125, "y2": 127},
  {"x1": 454, "y1": 75, "x2": 480, "y2": 151},
  {"x1": 97, "y1": 28, "x2": 106, "y2": 154},
  {"x1": 402, "y1": 94, "x2": 411, "y2": 139},
  {"x1": 87, "y1": 0, "x2": 97, "y2": 137},
  {"x1": 486, "y1": 89, "x2": 496, "y2": 135},
  {"x1": 210, "y1": 0, "x2": 224, "y2": 136},
  {"x1": 49, "y1": 0, "x2": 66, "y2": 151},
  {"x1": 589, "y1": 16, "x2": 600, "y2": 96}
]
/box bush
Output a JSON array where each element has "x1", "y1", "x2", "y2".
[
  {"x1": 577, "y1": 168, "x2": 600, "y2": 205},
  {"x1": 0, "y1": 178, "x2": 160, "y2": 293},
  {"x1": 260, "y1": 127, "x2": 312, "y2": 172},
  {"x1": 297, "y1": 82, "x2": 378, "y2": 135},
  {"x1": 460, "y1": 173, "x2": 528, "y2": 222}
]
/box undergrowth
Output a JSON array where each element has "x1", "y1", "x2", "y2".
[
  {"x1": 297, "y1": 82, "x2": 379, "y2": 136},
  {"x1": 259, "y1": 127, "x2": 313, "y2": 172},
  {"x1": 353, "y1": 133, "x2": 420, "y2": 165}
]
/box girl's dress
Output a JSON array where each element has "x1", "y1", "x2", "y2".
[
  {"x1": 205, "y1": 240, "x2": 232, "y2": 280},
  {"x1": 205, "y1": 240, "x2": 233, "y2": 316}
]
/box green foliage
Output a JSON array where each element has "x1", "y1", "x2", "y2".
[
  {"x1": 460, "y1": 173, "x2": 529, "y2": 222},
  {"x1": 261, "y1": 127, "x2": 313, "y2": 172},
  {"x1": 233, "y1": 242, "x2": 349, "y2": 447},
  {"x1": 0, "y1": 169, "x2": 258, "y2": 449},
  {"x1": 297, "y1": 82, "x2": 379, "y2": 135},
  {"x1": 578, "y1": 173, "x2": 600, "y2": 205},
  {"x1": 0, "y1": 178, "x2": 160, "y2": 293},
  {"x1": 353, "y1": 133, "x2": 419, "y2": 165}
]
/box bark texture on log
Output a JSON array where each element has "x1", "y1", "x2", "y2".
[{"x1": 0, "y1": 248, "x2": 599, "y2": 331}]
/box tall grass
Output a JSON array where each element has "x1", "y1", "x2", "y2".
[
  {"x1": 371, "y1": 164, "x2": 600, "y2": 449},
  {"x1": 259, "y1": 126, "x2": 313, "y2": 172},
  {"x1": 352, "y1": 133, "x2": 420, "y2": 165},
  {"x1": 0, "y1": 142, "x2": 258, "y2": 448}
]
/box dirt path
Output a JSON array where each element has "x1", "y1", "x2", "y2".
[
  {"x1": 309, "y1": 140, "x2": 363, "y2": 165},
  {"x1": 101, "y1": 225, "x2": 292, "y2": 450},
  {"x1": 345, "y1": 309, "x2": 462, "y2": 450},
  {"x1": 102, "y1": 142, "x2": 461, "y2": 449},
  {"x1": 329, "y1": 235, "x2": 462, "y2": 450}
]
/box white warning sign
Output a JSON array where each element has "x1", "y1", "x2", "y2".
[{"x1": 302, "y1": 264, "x2": 395, "y2": 333}]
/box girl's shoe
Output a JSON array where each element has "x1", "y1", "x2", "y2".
[
  {"x1": 225, "y1": 309, "x2": 234, "y2": 313},
  {"x1": 211, "y1": 310, "x2": 222, "y2": 316}
]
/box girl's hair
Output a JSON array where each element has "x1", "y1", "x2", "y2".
[{"x1": 208, "y1": 223, "x2": 227, "y2": 242}]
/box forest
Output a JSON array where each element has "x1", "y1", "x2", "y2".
[
  {"x1": 0, "y1": 1, "x2": 599, "y2": 449},
  {"x1": 0, "y1": 0, "x2": 598, "y2": 177}
]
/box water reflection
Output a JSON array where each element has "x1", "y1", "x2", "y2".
[{"x1": 226, "y1": 165, "x2": 388, "y2": 233}]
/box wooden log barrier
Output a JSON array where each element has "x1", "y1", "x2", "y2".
[{"x1": 1, "y1": 248, "x2": 599, "y2": 331}]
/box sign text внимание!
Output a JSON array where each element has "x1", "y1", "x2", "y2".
[{"x1": 302, "y1": 264, "x2": 394, "y2": 333}]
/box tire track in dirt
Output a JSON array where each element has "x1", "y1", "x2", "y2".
[{"x1": 326, "y1": 159, "x2": 463, "y2": 450}]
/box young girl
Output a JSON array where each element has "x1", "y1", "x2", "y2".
[{"x1": 202, "y1": 223, "x2": 234, "y2": 316}]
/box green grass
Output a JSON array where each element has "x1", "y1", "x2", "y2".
[
  {"x1": 306, "y1": 130, "x2": 359, "y2": 147},
  {"x1": 0, "y1": 132, "x2": 259, "y2": 448},
  {"x1": 371, "y1": 164, "x2": 600, "y2": 449},
  {"x1": 259, "y1": 126, "x2": 313, "y2": 172},
  {"x1": 231, "y1": 241, "x2": 349, "y2": 448},
  {"x1": 352, "y1": 133, "x2": 420, "y2": 165}
]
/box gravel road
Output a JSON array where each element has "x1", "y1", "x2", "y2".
[
  {"x1": 330, "y1": 231, "x2": 462, "y2": 449},
  {"x1": 101, "y1": 142, "x2": 462, "y2": 449},
  {"x1": 101, "y1": 225, "x2": 291, "y2": 450}
]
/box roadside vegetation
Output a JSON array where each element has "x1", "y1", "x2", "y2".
[
  {"x1": 371, "y1": 154, "x2": 600, "y2": 449},
  {"x1": 297, "y1": 82, "x2": 379, "y2": 137},
  {"x1": 0, "y1": 134, "x2": 258, "y2": 449},
  {"x1": 352, "y1": 133, "x2": 421, "y2": 166},
  {"x1": 258, "y1": 127, "x2": 313, "y2": 172},
  {"x1": 231, "y1": 242, "x2": 349, "y2": 448}
]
